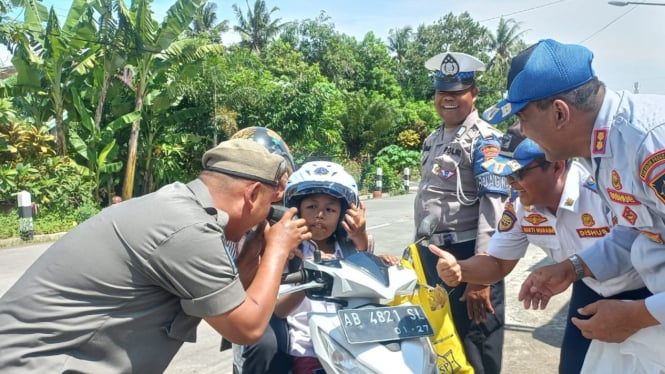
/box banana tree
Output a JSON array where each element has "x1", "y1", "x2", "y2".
[
  {"x1": 119, "y1": 0, "x2": 207, "y2": 200},
  {"x1": 69, "y1": 86, "x2": 139, "y2": 204},
  {"x1": 73, "y1": 0, "x2": 133, "y2": 131},
  {"x1": 11, "y1": 0, "x2": 97, "y2": 155}
]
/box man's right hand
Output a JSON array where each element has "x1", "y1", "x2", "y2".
[
  {"x1": 518, "y1": 261, "x2": 576, "y2": 310},
  {"x1": 264, "y1": 207, "x2": 311, "y2": 258},
  {"x1": 428, "y1": 244, "x2": 462, "y2": 287}
]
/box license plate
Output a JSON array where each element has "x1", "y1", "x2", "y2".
[{"x1": 338, "y1": 305, "x2": 433, "y2": 344}]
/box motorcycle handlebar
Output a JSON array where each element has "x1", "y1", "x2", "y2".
[{"x1": 281, "y1": 269, "x2": 304, "y2": 284}]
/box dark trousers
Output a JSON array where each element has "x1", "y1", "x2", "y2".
[
  {"x1": 419, "y1": 241, "x2": 504, "y2": 374},
  {"x1": 241, "y1": 315, "x2": 292, "y2": 374},
  {"x1": 559, "y1": 281, "x2": 652, "y2": 374}
]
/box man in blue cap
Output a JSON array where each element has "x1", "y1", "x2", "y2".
[
  {"x1": 414, "y1": 51, "x2": 509, "y2": 373},
  {"x1": 483, "y1": 39, "x2": 665, "y2": 371},
  {"x1": 428, "y1": 125, "x2": 649, "y2": 373}
]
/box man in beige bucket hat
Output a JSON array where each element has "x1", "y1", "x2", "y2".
[{"x1": 0, "y1": 138, "x2": 312, "y2": 372}]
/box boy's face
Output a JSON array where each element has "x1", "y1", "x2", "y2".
[{"x1": 299, "y1": 193, "x2": 342, "y2": 242}]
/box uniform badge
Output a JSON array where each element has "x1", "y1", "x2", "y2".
[
  {"x1": 581, "y1": 213, "x2": 595, "y2": 227},
  {"x1": 438, "y1": 169, "x2": 456, "y2": 179},
  {"x1": 640, "y1": 230, "x2": 665, "y2": 244},
  {"x1": 606, "y1": 188, "x2": 640, "y2": 205},
  {"x1": 440, "y1": 54, "x2": 460, "y2": 76},
  {"x1": 577, "y1": 226, "x2": 610, "y2": 238},
  {"x1": 522, "y1": 226, "x2": 555, "y2": 235},
  {"x1": 622, "y1": 206, "x2": 638, "y2": 225},
  {"x1": 498, "y1": 209, "x2": 516, "y2": 232},
  {"x1": 592, "y1": 129, "x2": 607, "y2": 154},
  {"x1": 647, "y1": 169, "x2": 665, "y2": 205},
  {"x1": 611, "y1": 170, "x2": 622, "y2": 190},
  {"x1": 639, "y1": 149, "x2": 665, "y2": 181},
  {"x1": 480, "y1": 145, "x2": 500, "y2": 161},
  {"x1": 565, "y1": 198, "x2": 575, "y2": 206},
  {"x1": 524, "y1": 214, "x2": 548, "y2": 225}
]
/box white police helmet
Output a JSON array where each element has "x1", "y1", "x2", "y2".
[
  {"x1": 284, "y1": 161, "x2": 359, "y2": 211},
  {"x1": 425, "y1": 52, "x2": 486, "y2": 91}
]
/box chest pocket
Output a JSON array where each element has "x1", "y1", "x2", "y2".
[
  {"x1": 433, "y1": 143, "x2": 464, "y2": 176},
  {"x1": 601, "y1": 170, "x2": 654, "y2": 228}
]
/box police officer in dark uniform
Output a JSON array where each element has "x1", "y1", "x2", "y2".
[{"x1": 414, "y1": 52, "x2": 509, "y2": 374}]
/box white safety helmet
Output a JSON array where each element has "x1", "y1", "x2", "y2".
[{"x1": 284, "y1": 161, "x2": 359, "y2": 212}]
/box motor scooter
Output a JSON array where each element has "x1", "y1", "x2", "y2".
[{"x1": 229, "y1": 211, "x2": 440, "y2": 373}]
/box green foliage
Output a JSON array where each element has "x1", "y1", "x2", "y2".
[
  {"x1": 359, "y1": 145, "x2": 420, "y2": 194},
  {"x1": 334, "y1": 156, "x2": 364, "y2": 187},
  {"x1": 374, "y1": 144, "x2": 420, "y2": 172},
  {"x1": 397, "y1": 129, "x2": 420, "y2": 149},
  {"x1": 0, "y1": 209, "x2": 78, "y2": 239},
  {"x1": 0, "y1": 2, "x2": 532, "y2": 238},
  {"x1": 362, "y1": 160, "x2": 404, "y2": 195},
  {"x1": 74, "y1": 203, "x2": 100, "y2": 224}
]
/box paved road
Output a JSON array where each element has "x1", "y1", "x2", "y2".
[{"x1": 0, "y1": 193, "x2": 569, "y2": 373}]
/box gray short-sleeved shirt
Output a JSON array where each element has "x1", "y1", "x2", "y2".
[{"x1": 0, "y1": 179, "x2": 246, "y2": 373}]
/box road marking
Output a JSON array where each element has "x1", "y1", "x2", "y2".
[{"x1": 367, "y1": 223, "x2": 390, "y2": 230}]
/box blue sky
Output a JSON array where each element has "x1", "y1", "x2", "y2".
[{"x1": 3, "y1": 0, "x2": 665, "y2": 94}]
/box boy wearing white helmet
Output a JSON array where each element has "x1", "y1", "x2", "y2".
[{"x1": 277, "y1": 161, "x2": 395, "y2": 374}]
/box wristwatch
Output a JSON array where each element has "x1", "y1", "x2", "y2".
[{"x1": 568, "y1": 254, "x2": 585, "y2": 281}]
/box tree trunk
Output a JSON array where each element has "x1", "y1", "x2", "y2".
[
  {"x1": 94, "y1": 75, "x2": 111, "y2": 130},
  {"x1": 122, "y1": 94, "x2": 144, "y2": 200},
  {"x1": 55, "y1": 110, "x2": 67, "y2": 156}
]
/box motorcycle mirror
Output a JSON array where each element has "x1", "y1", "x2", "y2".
[{"x1": 416, "y1": 213, "x2": 438, "y2": 244}]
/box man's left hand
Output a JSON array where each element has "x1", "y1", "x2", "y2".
[{"x1": 572, "y1": 299, "x2": 658, "y2": 343}]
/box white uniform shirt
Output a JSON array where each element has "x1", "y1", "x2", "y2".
[
  {"x1": 285, "y1": 241, "x2": 342, "y2": 358},
  {"x1": 578, "y1": 89, "x2": 665, "y2": 324},
  {"x1": 488, "y1": 161, "x2": 644, "y2": 296}
]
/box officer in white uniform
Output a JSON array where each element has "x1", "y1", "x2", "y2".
[
  {"x1": 433, "y1": 130, "x2": 648, "y2": 373},
  {"x1": 483, "y1": 38, "x2": 665, "y2": 372},
  {"x1": 414, "y1": 52, "x2": 508, "y2": 374}
]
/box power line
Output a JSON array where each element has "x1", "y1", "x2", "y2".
[
  {"x1": 479, "y1": 0, "x2": 568, "y2": 22},
  {"x1": 578, "y1": 5, "x2": 637, "y2": 43}
]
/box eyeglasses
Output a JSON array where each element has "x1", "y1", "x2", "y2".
[{"x1": 508, "y1": 161, "x2": 547, "y2": 182}]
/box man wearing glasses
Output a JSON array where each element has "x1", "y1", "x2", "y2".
[{"x1": 428, "y1": 128, "x2": 649, "y2": 373}]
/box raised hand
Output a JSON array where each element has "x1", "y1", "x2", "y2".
[
  {"x1": 342, "y1": 202, "x2": 369, "y2": 251},
  {"x1": 428, "y1": 244, "x2": 462, "y2": 287},
  {"x1": 264, "y1": 207, "x2": 311, "y2": 259}
]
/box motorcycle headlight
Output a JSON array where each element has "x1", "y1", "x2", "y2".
[{"x1": 317, "y1": 327, "x2": 374, "y2": 374}]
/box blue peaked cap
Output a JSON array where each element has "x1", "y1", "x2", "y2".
[
  {"x1": 483, "y1": 39, "x2": 595, "y2": 124},
  {"x1": 482, "y1": 138, "x2": 546, "y2": 177}
]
